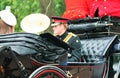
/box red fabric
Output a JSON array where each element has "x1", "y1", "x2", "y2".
[
  {"x1": 62, "y1": 0, "x2": 90, "y2": 20},
  {"x1": 52, "y1": 19, "x2": 67, "y2": 23},
  {"x1": 90, "y1": 0, "x2": 120, "y2": 17}
]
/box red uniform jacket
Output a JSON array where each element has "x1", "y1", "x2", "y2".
[
  {"x1": 90, "y1": 0, "x2": 120, "y2": 17},
  {"x1": 62, "y1": 0, "x2": 90, "y2": 19}
]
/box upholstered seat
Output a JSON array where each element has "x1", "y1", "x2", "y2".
[{"x1": 80, "y1": 35, "x2": 118, "y2": 63}]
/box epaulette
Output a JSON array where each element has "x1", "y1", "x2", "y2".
[
  {"x1": 63, "y1": 32, "x2": 76, "y2": 43},
  {"x1": 68, "y1": 32, "x2": 77, "y2": 37}
]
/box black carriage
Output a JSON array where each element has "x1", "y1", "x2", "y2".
[{"x1": 0, "y1": 16, "x2": 120, "y2": 78}]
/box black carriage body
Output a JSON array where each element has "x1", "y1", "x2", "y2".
[
  {"x1": 0, "y1": 31, "x2": 119, "y2": 78},
  {"x1": 30, "y1": 33, "x2": 119, "y2": 78}
]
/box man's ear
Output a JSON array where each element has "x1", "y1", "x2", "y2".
[{"x1": 64, "y1": 24, "x2": 68, "y2": 28}]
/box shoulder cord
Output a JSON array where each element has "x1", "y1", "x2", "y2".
[{"x1": 63, "y1": 32, "x2": 76, "y2": 43}]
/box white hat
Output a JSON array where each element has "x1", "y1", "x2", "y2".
[
  {"x1": 20, "y1": 13, "x2": 50, "y2": 33},
  {"x1": 0, "y1": 6, "x2": 17, "y2": 26}
]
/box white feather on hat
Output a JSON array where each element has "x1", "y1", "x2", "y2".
[
  {"x1": 0, "y1": 6, "x2": 17, "y2": 26},
  {"x1": 20, "y1": 13, "x2": 50, "y2": 33}
]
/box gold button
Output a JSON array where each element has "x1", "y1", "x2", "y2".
[
  {"x1": 76, "y1": 40, "x2": 79, "y2": 43},
  {"x1": 68, "y1": 53, "x2": 71, "y2": 57},
  {"x1": 104, "y1": 7, "x2": 107, "y2": 9},
  {"x1": 104, "y1": 13, "x2": 107, "y2": 15}
]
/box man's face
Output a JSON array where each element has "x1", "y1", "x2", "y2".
[{"x1": 52, "y1": 23, "x2": 66, "y2": 36}]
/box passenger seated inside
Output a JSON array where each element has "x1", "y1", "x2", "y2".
[
  {"x1": 51, "y1": 16, "x2": 81, "y2": 62},
  {"x1": 0, "y1": 6, "x2": 17, "y2": 34}
]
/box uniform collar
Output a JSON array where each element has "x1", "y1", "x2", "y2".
[{"x1": 57, "y1": 31, "x2": 68, "y2": 40}]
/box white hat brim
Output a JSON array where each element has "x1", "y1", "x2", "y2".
[
  {"x1": 51, "y1": 22, "x2": 61, "y2": 26},
  {"x1": 0, "y1": 10, "x2": 17, "y2": 26},
  {"x1": 20, "y1": 13, "x2": 50, "y2": 33}
]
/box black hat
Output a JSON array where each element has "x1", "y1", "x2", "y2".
[{"x1": 51, "y1": 16, "x2": 69, "y2": 26}]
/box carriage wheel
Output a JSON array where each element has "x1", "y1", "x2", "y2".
[{"x1": 29, "y1": 65, "x2": 67, "y2": 78}]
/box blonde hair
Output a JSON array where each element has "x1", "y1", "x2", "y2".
[{"x1": 0, "y1": 19, "x2": 15, "y2": 34}]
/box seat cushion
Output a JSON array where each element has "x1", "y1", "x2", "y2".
[{"x1": 80, "y1": 35, "x2": 118, "y2": 62}]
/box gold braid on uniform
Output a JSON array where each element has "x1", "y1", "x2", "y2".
[{"x1": 63, "y1": 32, "x2": 76, "y2": 43}]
